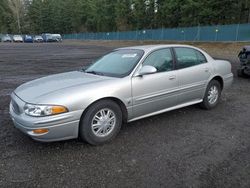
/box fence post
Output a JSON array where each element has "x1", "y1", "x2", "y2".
[
  {"x1": 117, "y1": 31, "x2": 119, "y2": 40},
  {"x1": 197, "y1": 25, "x2": 200, "y2": 41},
  {"x1": 161, "y1": 27, "x2": 164, "y2": 40},
  {"x1": 215, "y1": 28, "x2": 219, "y2": 41},
  {"x1": 181, "y1": 30, "x2": 185, "y2": 41},
  {"x1": 235, "y1": 24, "x2": 240, "y2": 41}
]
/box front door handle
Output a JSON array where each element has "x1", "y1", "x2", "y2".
[{"x1": 169, "y1": 75, "x2": 176, "y2": 80}]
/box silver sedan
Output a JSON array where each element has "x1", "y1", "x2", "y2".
[{"x1": 9, "y1": 45, "x2": 233, "y2": 145}]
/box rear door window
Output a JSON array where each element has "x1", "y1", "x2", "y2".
[{"x1": 174, "y1": 47, "x2": 207, "y2": 69}]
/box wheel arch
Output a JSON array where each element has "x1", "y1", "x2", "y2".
[
  {"x1": 79, "y1": 97, "x2": 128, "y2": 125},
  {"x1": 202, "y1": 75, "x2": 224, "y2": 100},
  {"x1": 210, "y1": 75, "x2": 224, "y2": 90}
]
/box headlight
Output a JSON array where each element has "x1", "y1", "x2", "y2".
[{"x1": 24, "y1": 103, "x2": 68, "y2": 117}]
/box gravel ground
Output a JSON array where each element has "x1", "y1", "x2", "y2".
[{"x1": 0, "y1": 41, "x2": 250, "y2": 188}]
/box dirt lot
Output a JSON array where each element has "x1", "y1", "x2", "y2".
[{"x1": 0, "y1": 41, "x2": 250, "y2": 188}]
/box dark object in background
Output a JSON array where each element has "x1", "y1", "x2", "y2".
[
  {"x1": 24, "y1": 35, "x2": 33, "y2": 43},
  {"x1": 238, "y1": 46, "x2": 250, "y2": 77}
]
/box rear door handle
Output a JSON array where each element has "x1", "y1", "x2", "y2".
[
  {"x1": 169, "y1": 75, "x2": 176, "y2": 80},
  {"x1": 204, "y1": 68, "x2": 209, "y2": 72}
]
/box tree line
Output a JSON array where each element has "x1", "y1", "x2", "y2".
[{"x1": 0, "y1": 0, "x2": 250, "y2": 34}]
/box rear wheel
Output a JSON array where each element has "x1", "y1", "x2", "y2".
[
  {"x1": 200, "y1": 80, "x2": 221, "y2": 110},
  {"x1": 79, "y1": 100, "x2": 122, "y2": 145}
]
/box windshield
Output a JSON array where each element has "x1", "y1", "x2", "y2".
[{"x1": 85, "y1": 49, "x2": 144, "y2": 78}]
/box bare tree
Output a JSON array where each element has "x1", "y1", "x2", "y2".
[{"x1": 8, "y1": 0, "x2": 24, "y2": 33}]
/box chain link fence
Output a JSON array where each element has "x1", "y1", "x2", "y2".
[{"x1": 62, "y1": 23, "x2": 250, "y2": 42}]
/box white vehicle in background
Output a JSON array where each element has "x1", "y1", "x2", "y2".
[
  {"x1": 52, "y1": 34, "x2": 62, "y2": 42},
  {"x1": 13, "y1": 35, "x2": 23, "y2": 43},
  {"x1": 2, "y1": 35, "x2": 12, "y2": 42},
  {"x1": 33, "y1": 35, "x2": 44, "y2": 43}
]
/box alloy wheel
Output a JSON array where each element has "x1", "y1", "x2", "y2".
[{"x1": 91, "y1": 108, "x2": 116, "y2": 137}]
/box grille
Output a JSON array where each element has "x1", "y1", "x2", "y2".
[{"x1": 11, "y1": 99, "x2": 21, "y2": 114}]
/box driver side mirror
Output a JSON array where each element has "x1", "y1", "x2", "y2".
[{"x1": 138, "y1": 65, "x2": 157, "y2": 76}]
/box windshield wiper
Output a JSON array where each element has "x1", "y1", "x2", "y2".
[{"x1": 85, "y1": 70, "x2": 104, "y2": 75}]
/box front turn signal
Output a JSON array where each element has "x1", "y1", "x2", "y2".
[
  {"x1": 51, "y1": 106, "x2": 68, "y2": 115},
  {"x1": 33, "y1": 129, "x2": 49, "y2": 134}
]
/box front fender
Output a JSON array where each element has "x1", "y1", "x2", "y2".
[{"x1": 35, "y1": 77, "x2": 132, "y2": 113}]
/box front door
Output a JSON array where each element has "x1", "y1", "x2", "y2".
[{"x1": 131, "y1": 48, "x2": 178, "y2": 119}]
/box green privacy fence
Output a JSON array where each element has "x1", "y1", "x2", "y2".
[{"x1": 63, "y1": 23, "x2": 250, "y2": 42}]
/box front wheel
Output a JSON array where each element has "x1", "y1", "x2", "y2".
[
  {"x1": 237, "y1": 68, "x2": 247, "y2": 78},
  {"x1": 79, "y1": 100, "x2": 122, "y2": 145},
  {"x1": 200, "y1": 80, "x2": 221, "y2": 110}
]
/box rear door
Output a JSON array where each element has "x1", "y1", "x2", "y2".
[
  {"x1": 174, "y1": 47, "x2": 212, "y2": 104},
  {"x1": 131, "y1": 48, "x2": 178, "y2": 118}
]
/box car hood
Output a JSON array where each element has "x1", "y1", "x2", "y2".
[{"x1": 14, "y1": 71, "x2": 111, "y2": 103}]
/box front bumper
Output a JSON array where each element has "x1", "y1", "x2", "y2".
[
  {"x1": 34, "y1": 39, "x2": 43, "y2": 42},
  {"x1": 13, "y1": 40, "x2": 23, "y2": 42},
  {"x1": 9, "y1": 93, "x2": 83, "y2": 142}
]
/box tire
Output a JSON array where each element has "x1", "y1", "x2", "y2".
[
  {"x1": 238, "y1": 68, "x2": 250, "y2": 78},
  {"x1": 79, "y1": 100, "x2": 122, "y2": 145},
  {"x1": 237, "y1": 68, "x2": 246, "y2": 77},
  {"x1": 237, "y1": 69, "x2": 243, "y2": 77},
  {"x1": 200, "y1": 80, "x2": 221, "y2": 110}
]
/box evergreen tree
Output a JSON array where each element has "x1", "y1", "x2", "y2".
[{"x1": 1, "y1": 0, "x2": 250, "y2": 34}]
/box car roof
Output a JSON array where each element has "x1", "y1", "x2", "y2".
[
  {"x1": 118, "y1": 44, "x2": 199, "y2": 53},
  {"x1": 117, "y1": 44, "x2": 214, "y2": 61}
]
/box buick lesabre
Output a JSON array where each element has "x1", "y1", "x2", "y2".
[{"x1": 10, "y1": 45, "x2": 233, "y2": 145}]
